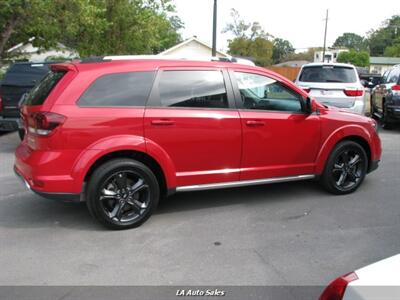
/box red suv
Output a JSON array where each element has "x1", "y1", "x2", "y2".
[{"x1": 14, "y1": 58, "x2": 382, "y2": 229}]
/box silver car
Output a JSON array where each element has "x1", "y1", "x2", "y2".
[{"x1": 295, "y1": 63, "x2": 365, "y2": 114}]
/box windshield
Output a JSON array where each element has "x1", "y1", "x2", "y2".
[
  {"x1": 25, "y1": 71, "x2": 66, "y2": 106},
  {"x1": 299, "y1": 66, "x2": 357, "y2": 83}
]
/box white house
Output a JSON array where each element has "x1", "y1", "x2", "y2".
[
  {"x1": 7, "y1": 37, "x2": 79, "y2": 62},
  {"x1": 314, "y1": 48, "x2": 348, "y2": 63},
  {"x1": 369, "y1": 57, "x2": 400, "y2": 75},
  {"x1": 158, "y1": 36, "x2": 228, "y2": 59}
]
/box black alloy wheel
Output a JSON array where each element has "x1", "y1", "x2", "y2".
[
  {"x1": 86, "y1": 159, "x2": 159, "y2": 229},
  {"x1": 321, "y1": 141, "x2": 368, "y2": 195},
  {"x1": 100, "y1": 171, "x2": 150, "y2": 223}
]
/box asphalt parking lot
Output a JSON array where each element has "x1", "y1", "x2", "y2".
[{"x1": 0, "y1": 128, "x2": 399, "y2": 294}]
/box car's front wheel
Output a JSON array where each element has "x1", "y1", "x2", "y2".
[
  {"x1": 86, "y1": 158, "x2": 159, "y2": 230},
  {"x1": 321, "y1": 141, "x2": 368, "y2": 195}
]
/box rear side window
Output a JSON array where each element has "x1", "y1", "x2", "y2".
[
  {"x1": 2, "y1": 63, "x2": 50, "y2": 86},
  {"x1": 79, "y1": 71, "x2": 155, "y2": 107},
  {"x1": 158, "y1": 70, "x2": 228, "y2": 108},
  {"x1": 25, "y1": 71, "x2": 66, "y2": 106},
  {"x1": 299, "y1": 66, "x2": 357, "y2": 83}
]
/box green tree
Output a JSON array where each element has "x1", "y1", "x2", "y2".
[
  {"x1": 333, "y1": 32, "x2": 368, "y2": 51},
  {"x1": 281, "y1": 47, "x2": 321, "y2": 63},
  {"x1": 368, "y1": 15, "x2": 400, "y2": 56},
  {"x1": 0, "y1": 0, "x2": 183, "y2": 59},
  {"x1": 223, "y1": 9, "x2": 273, "y2": 66},
  {"x1": 337, "y1": 50, "x2": 369, "y2": 67},
  {"x1": 272, "y1": 38, "x2": 295, "y2": 64},
  {"x1": 384, "y1": 43, "x2": 400, "y2": 56}
]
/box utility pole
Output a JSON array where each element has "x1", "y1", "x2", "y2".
[
  {"x1": 212, "y1": 0, "x2": 217, "y2": 57},
  {"x1": 322, "y1": 9, "x2": 329, "y2": 62}
]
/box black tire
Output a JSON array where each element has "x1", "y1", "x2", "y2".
[
  {"x1": 320, "y1": 141, "x2": 368, "y2": 195},
  {"x1": 381, "y1": 103, "x2": 393, "y2": 130},
  {"x1": 86, "y1": 158, "x2": 159, "y2": 230},
  {"x1": 18, "y1": 129, "x2": 25, "y2": 140}
]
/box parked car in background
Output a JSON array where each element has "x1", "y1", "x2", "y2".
[
  {"x1": 358, "y1": 73, "x2": 382, "y2": 116},
  {"x1": 14, "y1": 57, "x2": 381, "y2": 229},
  {"x1": 295, "y1": 63, "x2": 365, "y2": 115},
  {"x1": 371, "y1": 65, "x2": 400, "y2": 129},
  {"x1": 359, "y1": 73, "x2": 382, "y2": 89},
  {"x1": 320, "y1": 254, "x2": 400, "y2": 300},
  {"x1": 0, "y1": 62, "x2": 55, "y2": 139}
]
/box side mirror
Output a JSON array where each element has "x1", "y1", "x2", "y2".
[{"x1": 305, "y1": 97, "x2": 313, "y2": 114}]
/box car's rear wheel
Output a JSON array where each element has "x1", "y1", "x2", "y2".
[
  {"x1": 321, "y1": 141, "x2": 368, "y2": 195},
  {"x1": 86, "y1": 158, "x2": 159, "y2": 230}
]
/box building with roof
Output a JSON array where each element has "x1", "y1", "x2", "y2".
[
  {"x1": 7, "y1": 37, "x2": 79, "y2": 62},
  {"x1": 314, "y1": 48, "x2": 349, "y2": 63},
  {"x1": 158, "y1": 36, "x2": 228, "y2": 59},
  {"x1": 369, "y1": 57, "x2": 400, "y2": 75}
]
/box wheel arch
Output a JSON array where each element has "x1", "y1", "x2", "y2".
[
  {"x1": 315, "y1": 126, "x2": 372, "y2": 174},
  {"x1": 84, "y1": 150, "x2": 170, "y2": 198},
  {"x1": 71, "y1": 135, "x2": 177, "y2": 196}
]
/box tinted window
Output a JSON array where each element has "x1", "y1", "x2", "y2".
[
  {"x1": 388, "y1": 68, "x2": 400, "y2": 83},
  {"x1": 25, "y1": 71, "x2": 66, "y2": 106},
  {"x1": 158, "y1": 71, "x2": 228, "y2": 108},
  {"x1": 235, "y1": 72, "x2": 302, "y2": 112},
  {"x1": 299, "y1": 66, "x2": 357, "y2": 83},
  {"x1": 2, "y1": 63, "x2": 50, "y2": 86},
  {"x1": 79, "y1": 71, "x2": 155, "y2": 107},
  {"x1": 382, "y1": 70, "x2": 390, "y2": 83}
]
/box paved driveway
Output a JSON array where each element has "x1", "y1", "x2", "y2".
[{"x1": 0, "y1": 129, "x2": 399, "y2": 295}]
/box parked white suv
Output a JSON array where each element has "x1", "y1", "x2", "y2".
[{"x1": 295, "y1": 63, "x2": 365, "y2": 114}]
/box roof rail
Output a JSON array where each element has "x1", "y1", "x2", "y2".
[{"x1": 100, "y1": 55, "x2": 255, "y2": 66}]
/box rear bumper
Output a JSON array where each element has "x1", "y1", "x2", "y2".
[
  {"x1": 314, "y1": 97, "x2": 365, "y2": 115},
  {"x1": 0, "y1": 116, "x2": 22, "y2": 131},
  {"x1": 14, "y1": 142, "x2": 83, "y2": 194},
  {"x1": 14, "y1": 166, "x2": 81, "y2": 202}
]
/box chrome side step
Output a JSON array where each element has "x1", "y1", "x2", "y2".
[{"x1": 176, "y1": 174, "x2": 315, "y2": 192}]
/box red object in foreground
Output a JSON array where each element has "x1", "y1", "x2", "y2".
[
  {"x1": 13, "y1": 58, "x2": 382, "y2": 229},
  {"x1": 320, "y1": 272, "x2": 359, "y2": 300}
]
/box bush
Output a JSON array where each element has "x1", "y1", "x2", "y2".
[{"x1": 337, "y1": 50, "x2": 370, "y2": 67}]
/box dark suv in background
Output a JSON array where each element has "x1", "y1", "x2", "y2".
[
  {"x1": 371, "y1": 65, "x2": 400, "y2": 128},
  {"x1": 0, "y1": 62, "x2": 54, "y2": 138}
]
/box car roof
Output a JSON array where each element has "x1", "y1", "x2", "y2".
[{"x1": 301, "y1": 62, "x2": 356, "y2": 68}]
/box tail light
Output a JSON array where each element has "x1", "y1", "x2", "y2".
[
  {"x1": 302, "y1": 88, "x2": 311, "y2": 93},
  {"x1": 27, "y1": 112, "x2": 66, "y2": 136},
  {"x1": 319, "y1": 272, "x2": 358, "y2": 300},
  {"x1": 343, "y1": 89, "x2": 364, "y2": 97},
  {"x1": 0, "y1": 95, "x2": 3, "y2": 112},
  {"x1": 392, "y1": 84, "x2": 400, "y2": 95}
]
